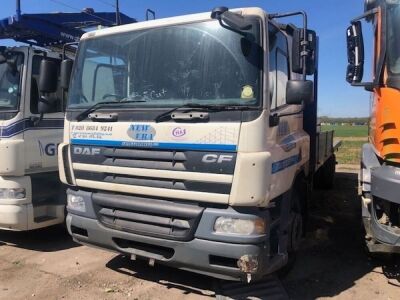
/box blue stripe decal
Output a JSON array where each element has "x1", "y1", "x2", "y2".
[
  {"x1": 0, "y1": 118, "x2": 64, "y2": 138},
  {"x1": 271, "y1": 153, "x2": 301, "y2": 174},
  {"x1": 71, "y1": 138, "x2": 237, "y2": 152}
]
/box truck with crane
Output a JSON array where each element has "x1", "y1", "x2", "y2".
[
  {"x1": 56, "y1": 6, "x2": 338, "y2": 281},
  {"x1": 346, "y1": 0, "x2": 400, "y2": 253},
  {"x1": 0, "y1": 0, "x2": 135, "y2": 231}
]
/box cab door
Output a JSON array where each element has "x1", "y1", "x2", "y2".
[
  {"x1": 23, "y1": 51, "x2": 65, "y2": 207},
  {"x1": 267, "y1": 22, "x2": 307, "y2": 198}
]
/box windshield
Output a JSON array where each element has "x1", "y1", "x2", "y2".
[
  {"x1": 387, "y1": 3, "x2": 400, "y2": 75},
  {"x1": 68, "y1": 19, "x2": 262, "y2": 110},
  {"x1": 0, "y1": 52, "x2": 23, "y2": 111}
]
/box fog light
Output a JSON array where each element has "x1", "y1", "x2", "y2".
[
  {"x1": 214, "y1": 217, "x2": 266, "y2": 235},
  {"x1": 67, "y1": 194, "x2": 86, "y2": 212},
  {"x1": 0, "y1": 188, "x2": 26, "y2": 199},
  {"x1": 238, "y1": 254, "x2": 259, "y2": 273},
  {"x1": 238, "y1": 255, "x2": 259, "y2": 283}
]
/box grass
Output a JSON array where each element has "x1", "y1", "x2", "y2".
[
  {"x1": 335, "y1": 140, "x2": 365, "y2": 165},
  {"x1": 322, "y1": 125, "x2": 368, "y2": 137},
  {"x1": 322, "y1": 125, "x2": 368, "y2": 165}
]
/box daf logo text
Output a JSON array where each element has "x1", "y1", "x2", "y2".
[{"x1": 73, "y1": 147, "x2": 101, "y2": 156}]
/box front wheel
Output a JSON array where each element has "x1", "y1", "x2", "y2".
[{"x1": 279, "y1": 180, "x2": 307, "y2": 277}]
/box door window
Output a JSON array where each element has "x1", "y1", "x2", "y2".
[{"x1": 268, "y1": 24, "x2": 289, "y2": 110}]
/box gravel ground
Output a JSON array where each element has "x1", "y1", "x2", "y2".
[{"x1": 0, "y1": 167, "x2": 398, "y2": 300}]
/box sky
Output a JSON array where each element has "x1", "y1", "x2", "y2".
[{"x1": 1, "y1": 0, "x2": 372, "y2": 117}]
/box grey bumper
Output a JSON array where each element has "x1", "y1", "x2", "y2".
[
  {"x1": 66, "y1": 189, "x2": 286, "y2": 281},
  {"x1": 68, "y1": 214, "x2": 282, "y2": 281}
]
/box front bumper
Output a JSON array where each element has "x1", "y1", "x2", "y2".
[
  {"x1": 67, "y1": 189, "x2": 286, "y2": 281},
  {"x1": 0, "y1": 176, "x2": 31, "y2": 230},
  {"x1": 0, "y1": 203, "x2": 30, "y2": 230}
]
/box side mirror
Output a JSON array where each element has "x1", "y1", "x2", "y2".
[
  {"x1": 60, "y1": 59, "x2": 73, "y2": 90},
  {"x1": 346, "y1": 21, "x2": 364, "y2": 83},
  {"x1": 39, "y1": 60, "x2": 58, "y2": 93},
  {"x1": 286, "y1": 80, "x2": 313, "y2": 105},
  {"x1": 37, "y1": 59, "x2": 59, "y2": 115},
  {"x1": 292, "y1": 29, "x2": 316, "y2": 75}
]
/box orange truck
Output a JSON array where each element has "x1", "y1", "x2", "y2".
[{"x1": 346, "y1": 0, "x2": 400, "y2": 253}]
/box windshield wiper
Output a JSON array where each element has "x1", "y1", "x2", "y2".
[
  {"x1": 155, "y1": 103, "x2": 254, "y2": 123},
  {"x1": 76, "y1": 100, "x2": 146, "y2": 121}
]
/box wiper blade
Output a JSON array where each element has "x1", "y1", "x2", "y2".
[
  {"x1": 155, "y1": 103, "x2": 254, "y2": 123},
  {"x1": 76, "y1": 100, "x2": 146, "y2": 121}
]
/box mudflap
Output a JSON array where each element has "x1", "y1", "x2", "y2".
[{"x1": 215, "y1": 275, "x2": 289, "y2": 300}]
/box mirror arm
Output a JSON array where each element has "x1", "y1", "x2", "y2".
[
  {"x1": 269, "y1": 11, "x2": 308, "y2": 80},
  {"x1": 351, "y1": 81, "x2": 375, "y2": 91},
  {"x1": 269, "y1": 105, "x2": 305, "y2": 127},
  {"x1": 62, "y1": 42, "x2": 79, "y2": 60},
  {"x1": 350, "y1": 7, "x2": 378, "y2": 23},
  {"x1": 32, "y1": 113, "x2": 44, "y2": 126}
]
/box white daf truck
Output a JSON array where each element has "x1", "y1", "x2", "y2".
[
  {"x1": 0, "y1": 46, "x2": 66, "y2": 230},
  {"x1": 0, "y1": 2, "x2": 136, "y2": 231},
  {"x1": 58, "y1": 7, "x2": 337, "y2": 281}
]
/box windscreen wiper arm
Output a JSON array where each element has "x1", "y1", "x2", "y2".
[
  {"x1": 76, "y1": 100, "x2": 146, "y2": 122},
  {"x1": 155, "y1": 103, "x2": 254, "y2": 123}
]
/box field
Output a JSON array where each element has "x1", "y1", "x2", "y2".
[
  {"x1": 322, "y1": 124, "x2": 368, "y2": 137},
  {"x1": 322, "y1": 125, "x2": 368, "y2": 165}
]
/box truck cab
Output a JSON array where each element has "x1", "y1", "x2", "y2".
[
  {"x1": 60, "y1": 7, "x2": 333, "y2": 281},
  {"x1": 0, "y1": 46, "x2": 64, "y2": 230},
  {"x1": 346, "y1": 0, "x2": 400, "y2": 253}
]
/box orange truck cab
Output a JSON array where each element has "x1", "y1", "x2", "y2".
[{"x1": 346, "y1": 0, "x2": 400, "y2": 253}]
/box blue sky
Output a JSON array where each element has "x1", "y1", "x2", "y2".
[{"x1": 2, "y1": 0, "x2": 370, "y2": 117}]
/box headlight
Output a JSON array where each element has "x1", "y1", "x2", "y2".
[
  {"x1": 67, "y1": 194, "x2": 86, "y2": 212},
  {"x1": 0, "y1": 188, "x2": 26, "y2": 199},
  {"x1": 214, "y1": 217, "x2": 266, "y2": 235}
]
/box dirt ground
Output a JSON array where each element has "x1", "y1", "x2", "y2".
[{"x1": 0, "y1": 167, "x2": 399, "y2": 300}]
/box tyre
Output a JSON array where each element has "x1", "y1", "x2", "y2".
[{"x1": 278, "y1": 179, "x2": 307, "y2": 278}]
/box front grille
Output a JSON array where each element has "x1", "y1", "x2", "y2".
[
  {"x1": 71, "y1": 145, "x2": 236, "y2": 175},
  {"x1": 74, "y1": 171, "x2": 231, "y2": 194},
  {"x1": 93, "y1": 192, "x2": 204, "y2": 241},
  {"x1": 71, "y1": 145, "x2": 236, "y2": 199}
]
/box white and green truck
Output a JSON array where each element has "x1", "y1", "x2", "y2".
[{"x1": 57, "y1": 7, "x2": 337, "y2": 281}]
